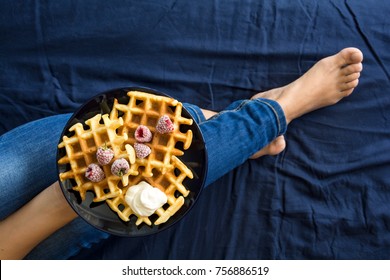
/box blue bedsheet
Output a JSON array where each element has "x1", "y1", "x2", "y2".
[{"x1": 1, "y1": 0, "x2": 390, "y2": 259}]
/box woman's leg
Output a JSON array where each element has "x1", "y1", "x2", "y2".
[
  {"x1": 0, "y1": 114, "x2": 110, "y2": 259},
  {"x1": 195, "y1": 47, "x2": 363, "y2": 185},
  {"x1": 0, "y1": 114, "x2": 72, "y2": 219},
  {"x1": 0, "y1": 181, "x2": 77, "y2": 259},
  {"x1": 199, "y1": 98, "x2": 287, "y2": 186}
]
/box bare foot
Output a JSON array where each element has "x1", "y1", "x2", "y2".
[
  {"x1": 249, "y1": 135, "x2": 286, "y2": 159},
  {"x1": 252, "y1": 47, "x2": 363, "y2": 123}
]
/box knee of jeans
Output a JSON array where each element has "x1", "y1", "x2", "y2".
[
  {"x1": 0, "y1": 151, "x2": 58, "y2": 220},
  {"x1": 0, "y1": 155, "x2": 28, "y2": 218},
  {"x1": 0, "y1": 147, "x2": 22, "y2": 187},
  {"x1": 0, "y1": 145, "x2": 55, "y2": 207},
  {"x1": 0, "y1": 150, "x2": 29, "y2": 188}
]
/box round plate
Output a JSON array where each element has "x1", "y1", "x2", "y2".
[{"x1": 56, "y1": 87, "x2": 207, "y2": 237}]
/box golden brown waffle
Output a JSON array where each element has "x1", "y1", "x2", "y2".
[
  {"x1": 58, "y1": 114, "x2": 136, "y2": 202},
  {"x1": 106, "y1": 155, "x2": 193, "y2": 225},
  {"x1": 109, "y1": 90, "x2": 193, "y2": 177},
  {"x1": 58, "y1": 90, "x2": 195, "y2": 227}
]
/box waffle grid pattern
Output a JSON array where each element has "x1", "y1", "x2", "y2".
[
  {"x1": 110, "y1": 91, "x2": 193, "y2": 177},
  {"x1": 58, "y1": 91, "x2": 195, "y2": 226}
]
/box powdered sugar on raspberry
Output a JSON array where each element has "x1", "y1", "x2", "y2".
[
  {"x1": 134, "y1": 143, "x2": 151, "y2": 159},
  {"x1": 85, "y1": 163, "x2": 105, "y2": 182},
  {"x1": 96, "y1": 146, "x2": 114, "y2": 165},
  {"x1": 111, "y1": 158, "x2": 130, "y2": 177},
  {"x1": 134, "y1": 125, "x2": 152, "y2": 142},
  {"x1": 156, "y1": 115, "x2": 174, "y2": 134}
]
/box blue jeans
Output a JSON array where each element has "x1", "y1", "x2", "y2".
[{"x1": 0, "y1": 98, "x2": 286, "y2": 259}]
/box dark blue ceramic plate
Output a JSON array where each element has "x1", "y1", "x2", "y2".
[{"x1": 57, "y1": 87, "x2": 207, "y2": 237}]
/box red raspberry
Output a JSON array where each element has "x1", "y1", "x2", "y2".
[
  {"x1": 134, "y1": 125, "x2": 152, "y2": 142},
  {"x1": 96, "y1": 144, "x2": 114, "y2": 165},
  {"x1": 85, "y1": 163, "x2": 105, "y2": 182},
  {"x1": 156, "y1": 115, "x2": 174, "y2": 134},
  {"x1": 134, "y1": 143, "x2": 151, "y2": 159},
  {"x1": 111, "y1": 158, "x2": 130, "y2": 177}
]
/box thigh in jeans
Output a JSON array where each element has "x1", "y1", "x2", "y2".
[
  {"x1": 0, "y1": 114, "x2": 110, "y2": 259},
  {"x1": 0, "y1": 114, "x2": 71, "y2": 219}
]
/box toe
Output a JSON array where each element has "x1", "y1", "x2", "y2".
[
  {"x1": 341, "y1": 79, "x2": 359, "y2": 92},
  {"x1": 341, "y1": 87, "x2": 355, "y2": 97},
  {"x1": 339, "y1": 47, "x2": 364, "y2": 65},
  {"x1": 342, "y1": 63, "x2": 363, "y2": 75},
  {"x1": 342, "y1": 72, "x2": 360, "y2": 83},
  {"x1": 350, "y1": 49, "x2": 364, "y2": 63}
]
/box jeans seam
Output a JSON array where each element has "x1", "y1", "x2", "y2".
[
  {"x1": 194, "y1": 107, "x2": 205, "y2": 124},
  {"x1": 184, "y1": 104, "x2": 206, "y2": 124},
  {"x1": 209, "y1": 100, "x2": 250, "y2": 120},
  {"x1": 254, "y1": 99, "x2": 282, "y2": 135}
]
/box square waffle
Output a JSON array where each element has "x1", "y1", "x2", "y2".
[
  {"x1": 109, "y1": 91, "x2": 193, "y2": 177},
  {"x1": 58, "y1": 114, "x2": 135, "y2": 202}
]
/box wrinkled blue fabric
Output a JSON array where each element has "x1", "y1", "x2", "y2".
[{"x1": 1, "y1": 0, "x2": 390, "y2": 259}]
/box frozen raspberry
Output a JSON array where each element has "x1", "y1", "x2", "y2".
[
  {"x1": 134, "y1": 125, "x2": 152, "y2": 142},
  {"x1": 96, "y1": 144, "x2": 114, "y2": 165},
  {"x1": 111, "y1": 158, "x2": 130, "y2": 177},
  {"x1": 85, "y1": 163, "x2": 105, "y2": 182},
  {"x1": 156, "y1": 115, "x2": 174, "y2": 134},
  {"x1": 134, "y1": 143, "x2": 151, "y2": 159}
]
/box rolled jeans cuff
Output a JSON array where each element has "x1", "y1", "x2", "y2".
[
  {"x1": 253, "y1": 98, "x2": 287, "y2": 136},
  {"x1": 200, "y1": 98, "x2": 287, "y2": 187},
  {"x1": 183, "y1": 103, "x2": 206, "y2": 124}
]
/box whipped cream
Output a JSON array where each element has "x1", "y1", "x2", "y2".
[{"x1": 125, "y1": 181, "x2": 168, "y2": 216}]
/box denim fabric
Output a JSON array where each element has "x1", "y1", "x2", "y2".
[
  {"x1": 0, "y1": 114, "x2": 72, "y2": 220},
  {"x1": 201, "y1": 98, "x2": 287, "y2": 186},
  {"x1": 0, "y1": 98, "x2": 286, "y2": 259},
  {"x1": 183, "y1": 102, "x2": 206, "y2": 124},
  {"x1": 0, "y1": 113, "x2": 111, "y2": 259}
]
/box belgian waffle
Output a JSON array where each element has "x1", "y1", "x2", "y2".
[
  {"x1": 109, "y1": 90, "x2": 193, "y2": 177},
  {"x1": 58, "y1": 114, "x2": 135, "y2": 202}
]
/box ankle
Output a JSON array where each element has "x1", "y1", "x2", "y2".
[{"x1": 201, "y1": 109, "x2": 217, "y2": 120}]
